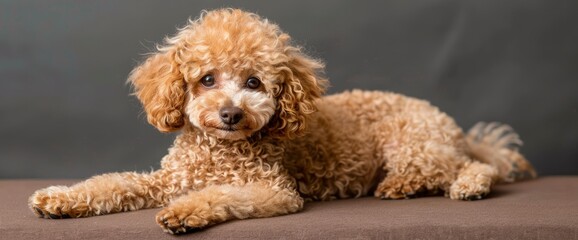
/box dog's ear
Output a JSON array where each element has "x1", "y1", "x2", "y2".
[
  {"x1": 128, "y1": 50, "x2": 186, "y2": 132},
  {"x1": 268, "y1": 49, "x2": 329, "y2": 138}
]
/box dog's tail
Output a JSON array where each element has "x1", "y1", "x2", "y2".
[{"x1": 466, "y1": 122, "x2": 537, "y2": 183}]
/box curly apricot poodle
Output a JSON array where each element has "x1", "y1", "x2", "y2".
[{"x1": 29, "y1": 9, "x2": 536, "y2": 234}]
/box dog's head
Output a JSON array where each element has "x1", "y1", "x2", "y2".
[{"x1": 129, "y1": 9, "x2": 327, "y2": 140}]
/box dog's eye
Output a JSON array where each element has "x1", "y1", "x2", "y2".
[
  {"x1": 200, "y1": 75, "x2": 215, "y2": 87},
  {"x1": 246, "y1": 77, "x2": 261, "y2": 89}
]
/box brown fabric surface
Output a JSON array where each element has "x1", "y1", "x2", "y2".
[{"x1": 1, "y1": 177, "x2": 576, "y2": 239}]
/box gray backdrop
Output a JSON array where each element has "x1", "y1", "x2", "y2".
[{"x1": 1, "y1": 0, "x2": 577, "y2": 178}]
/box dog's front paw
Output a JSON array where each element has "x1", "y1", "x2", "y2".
[
  {"x1": 28, "y1": 186, "x2": 90, "y2": 219},
  {"x1": 156, "y1": 203, "x2": 215, "y2": 234}
]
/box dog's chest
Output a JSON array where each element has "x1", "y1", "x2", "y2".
[{"x1": 165, "y1": 137, "x2": 291, "y2": 189}]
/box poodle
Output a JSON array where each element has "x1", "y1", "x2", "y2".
[{"x1": 29, "y1": 9, "x2": 536, "y2": 234}]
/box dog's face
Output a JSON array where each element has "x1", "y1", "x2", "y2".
[
  {"x1": 129, "y1": 9, "x2": 327, "y2": 140},
  {"x1": 185, "y1": 71, "x2": 276, "y2": 140}
]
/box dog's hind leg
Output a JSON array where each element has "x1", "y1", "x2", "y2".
[
  {"x1": 373, "y1": 140, "x2": 465, "y2": 199},
  {"x1": 373, "y1": 139, "x2": 498, "y2": 200},
  {"x1": 448, "y1": 161, "x2": 498, "y2": 200},
  {"x1": 370, "y1": 113, "x2": 469, "y2": 199}
]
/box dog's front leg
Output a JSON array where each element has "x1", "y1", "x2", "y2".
[
  {"x1": 29, "y1": 170, "x2": 178, "y2": 218},
  {"x1": 155, "y1": 183, "x2": 304, "y2": 234}
]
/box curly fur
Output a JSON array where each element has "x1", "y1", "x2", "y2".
[{"x1": 29, "y1": 9, "x2": 536, "y2": 234}]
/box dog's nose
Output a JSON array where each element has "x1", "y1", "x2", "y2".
[{"x1": 219, "y1": 107, "x2": 244, "y2": 125}]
